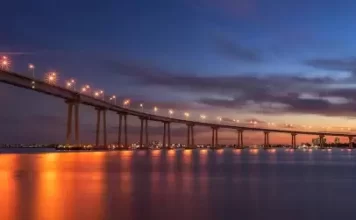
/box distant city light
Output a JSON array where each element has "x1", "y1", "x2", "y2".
[{"x1": 200, "y1": 114, "x2": 206, "y2": 120}]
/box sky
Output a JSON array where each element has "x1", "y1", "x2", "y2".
[{"x1": 1, "y1": 0, "x2": 356, "y2": 144}]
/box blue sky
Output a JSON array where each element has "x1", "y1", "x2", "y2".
[{"x1": 2, "y1": 0, "x2": 356, "y2": 144}]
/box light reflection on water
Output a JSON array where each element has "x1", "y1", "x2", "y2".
[{"x1": 1, "y1": 149, "x2": 356, "y2": 220}]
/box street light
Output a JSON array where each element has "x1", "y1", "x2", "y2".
[
  {"x1": 123, "y1": 99, "x2": 130, "y2": 108},
  {"x1": 66, "y1": 79, "x2": 76, "y2": 90},
  {"x1": 250, "y1": 120, "x2": 257, "y2": 126},
  {"x1": 217, "y1": 116, "x2": 222, "y2": 123},
  {"x1": 200, "y1": 114, "x2": 206, "y2": 120},
  {"x1": 1, "y1": 56, "x2": 10, "y2": 70},
  {"x1": 28, "y1": 64, "x2": 35, "y2": 88},
  {"x1": 45, "y1": 72, "x2": 57, "y2": 84},
  {"x1": 140, "y1": 103, "x2": 144, "y2": 112},
  {"x1": 267, "y1": 122, "x2": 275, "y2": 127},
  {"x1": 81, "y1": 85, "x2": 90, "y2": 93},
  {"x1": 100, "y1": 90, "x2": 104, "y2": 100},
  {"x1": 154, "y1": 106, "x2": 158, "y2": 115},
  {"x1": 184, "y1": 112, "x2": 189, "y2": 119},
  {"x1": 169, "y1": 109, "x2": 174, "y2": 117},
  {"x1": 109, "y1": 95, "x2": 116, "y2": 104}
]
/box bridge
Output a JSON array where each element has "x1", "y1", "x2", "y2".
[{"x1": 0, "y1": 68, "x2": 355, "y2": 149}]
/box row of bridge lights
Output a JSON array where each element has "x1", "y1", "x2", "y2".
[
  {"x1": 0, "y1": 57, "x2": 317, "y2": 127},
  {"x1": 1, "y1": 56, "x2": 353, "y2": 131}
]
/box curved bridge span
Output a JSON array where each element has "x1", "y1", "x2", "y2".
[{"x1": 0, "y1": 70, "x2": 354, "y2": 148}]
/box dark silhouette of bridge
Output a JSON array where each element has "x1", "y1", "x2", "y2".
[{"x1": 0, "y1": 69, "x2": 354, "y2": 149}]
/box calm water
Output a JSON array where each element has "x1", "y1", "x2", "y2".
[{"x1": 1, "y1": 148, "x2": 356, "y2": 220}]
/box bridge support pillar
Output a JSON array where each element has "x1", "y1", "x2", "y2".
[
  {"x1": 118, "y1": 114, "x2": 122, "y2": 147},
  {"x1": 163, "y1": 122, "x2": 167, "y2": 148},
  {"x1": 239, "y1": 130, "x2": 244, "y2": 148},
  {"x1": 212, "y1": 127, "x2": 215, "y2": 147},
  {"x1": 65, "y1": 101, "x2": 73, "y2": 146},
  {"x1": 191, "y1": 125, "x2": 195, "y2": 147},
  {"x1": 264, "y1": 131, "x2": 270, "y2": 148},
  {"x1": 124, "y1": 114, "x2": 128, "y2": 148},
  {"x1": 215, "y1": 127, "x2": 219, "y2": 148},
  {"x1": 65, "y1": 100, "x2": 80, "y2": 147},
  {"x1": 95, "y1": 108, "x2": 101, "y2": 147},
  {"x1": 167, "y1": 122, "x2": 171, "y2": 148},
  {"x1": 237, "y1": 130, "x2": 240, "y2": 147},
  {"x1": 186, "y1": 124, "x2": 195, "y2": 148},
  {"x1": 145, "y1": 119, "x2": 149, "y2": 147},
  {"x1": 319, "y1": 134, "x2": 325, "y2": 148},
  {"x1": 187, "y1": 124, "x2": 191, "y2": 147},
  {"x1": 211, "y1": 127, "x2": 219, "y2": 148},
  {"x1": 349, "y1": 136, "x2": 353, "y2": 149},
  {"x1": 103, "y1": 109, "x2": 107, "y2": 148},
  {"x1": 139, "y1": 118, "x2": 144, "y2": 148},
  {"x1": 138, "y1": 116, "x2": 149, "y2": 148},
  {"x1": 74, "y1": 102, "x2": 80, "y2": 147},
  {"x1": 291, "y1": 133, "x2": 297, "y2": 148},
  {"x1": 117, "y1": 113, "x2": 128, "y2": 148}
]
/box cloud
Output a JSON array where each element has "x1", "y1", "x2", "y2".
[
  {"x1": 305, "y1": 57, "x2": 356, "y2": 72},
  {"x1": 107, "y1": 58, "x2": 356, "y2": 117},
  {"x1": 0, "y1": 52, "x2": 33, "y2": 56},
  {"x1": 215, "y1": 36, "x2": 263, "y2": 62},
  {"x1": 197, "y1": 92, "x2": 356, "y2": 117},
  {"x1": 109, "y1": 59, "x2": 332, "y2": 95}
]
